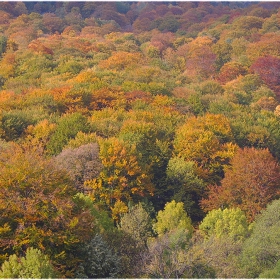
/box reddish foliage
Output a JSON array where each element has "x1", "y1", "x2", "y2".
[
  {"x1": 28, "y1": 40, "x2": 54, "y2": 55},
  {"x1": 217, "y1": 62, "x2": 248, "y2": 84},
  {"x1": 250, "y1": 55, "x2": 280, "y2": 98},
  {"x1": 201, "y1": 147, "x2": 280, "y2": 222}
]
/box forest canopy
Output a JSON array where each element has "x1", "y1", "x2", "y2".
[{"x1": 0, "y1": 1, "x2": 280, "y2": 278}]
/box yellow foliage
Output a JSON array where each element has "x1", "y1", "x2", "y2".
[{"x1": 111, "y1": 200, "x2": 128, "y2": 221}]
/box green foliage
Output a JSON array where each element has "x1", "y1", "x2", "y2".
[
  {"x1": 0, "y1": 35, "x2": 7, "y2": 56},
  {"x1": 240, "y1": 199, "x2": 280, "y2": 277},
  {"x1": 47, "y1": 112, "x2": 89, "y2": 155},
  {"x1": 153, "y1": 200, "x2": 193, "y2": 237},
  {"x1": 73, "y1": 193, "x2": 115, "y2": 233},
  {"x1": 0, "y1": 247, "x2": 57, "y2": 278},
  {"x1": 75, "y1": 234, "x2": 120, "y2": 278},
  {"x1": 119, "y1": 202, "x2": 153, "y2": 248},
  {"x1": 1, "y1": 110, "x2": 35, "y2": 141},
  {"x1": 166, "y1": 157, "x2": 205, "y2": 221},
  {"x1": 157, "y1": 15, "x2": 180, "y2": 32},
  {"x1": 259, "y1": 260, "x2": 280, "y2": 278},
  {"x1": 199, "y1": 208, "x2": 251, "y2": 241}
]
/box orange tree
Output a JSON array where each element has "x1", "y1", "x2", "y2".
[
  {"x1": 201, "y1": 147, "x2": 280, "y2": 222},
  {"x1": 0, "y1": 143, "x2": 95, "y2": 277}
]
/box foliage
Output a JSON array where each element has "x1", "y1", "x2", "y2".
[
  {"x1": 201, "y1": 147, "x2": 280, "y2": 222},
  {"x1": 55, "y1": 143, "x2": 103, "y2": 193},
  {"x1": 75, "y1": 234, "x2": 120, "y2": 278},
  {"x1": 250, "y1": 55, "x2": 280, "y2": 97},
  {"x1": 240, "y1": 199, "x2": 280, "y2": 277},
  {"x1": 119, "y1": 202, "x2": 153, "y2": 248},
  {"x1": 153, "y1": 200, "x2": 193, "y2": 237},
  {"x1": 166, "y1": 157, "x2": 206, "y2": 221},
  {"x1": 174, "y1": 113, "x2": 237, "y2": 184},
  {"x1": 1, "y1": 2, "x2": 280, "y2": 277},
  {"x1": 0, "y1": 247, "x2": 57, "y2": 278},
  {"x1": 46, "y1": 112, "x2": 89, "y2": 155},
  {"x1": 199, "y1": 208, "x2": 251, "y2": 241},
  {"x1": 86, "y1": 137, "x2": 154, "y2": 219},
  {"x1": 259, "y1": 260, "x2": 280, "y2": 278},
  {"x1": 0, "y1": 144, "x2": 95, "y2": 277}
]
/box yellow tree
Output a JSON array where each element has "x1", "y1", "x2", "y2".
[
  {"x1": 173, "y1": 113, "x2": 237, "y2": 184},
  {"x1": 86, "y1": 137, "x2": 154, "y2": 220}
]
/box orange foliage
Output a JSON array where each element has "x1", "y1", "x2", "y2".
[
  {"x1": 217, "y1": 62, "x2": 248, "y2": 84},
  {"x1": 98, "y1": 51, "x2": 142, "y2": 71},
  {"x1": 201, "y1": 147, "x2": 280, "y2": 222},
  {"x1": 28, "y1": 39, "x2": 54, "y2": 55},
  {"x1": 246, "y1": 33, "x2": 280, "y2": 62},
  {"x1": 89, "y1": 88, "x2": 125, "y2": 110}
]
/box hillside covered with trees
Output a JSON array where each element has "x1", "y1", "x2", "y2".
[{"x1": 0, "y1": 1, "x2": 280, "y2": 278}]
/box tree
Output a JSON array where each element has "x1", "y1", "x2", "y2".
[
  {"x1": 184, "y1": 37, "x2": 216, "y2": 80},
  {"x1": 166, "y1": 157, "x2": 206, "y2": 221},
  {"x1": 240, "y1": 199, "x2": 280, "y2": 277},
  {"x1": 55, "y1": 143, "x2": 103, "y2": 193},
  {"x1": 119, "y1": 202, "x2": 153, "y2": 248},
  {"x1": 0, "y1": 36, "x2": 7, "y2": 57},
  {"x1": 0, "y1": 110, "x2": 34, "y2": 141},
  {"x1": 199, "y1": 208, "x2": 251, "y2": 241},
  {"x1": 142, "y1": 229, "x2": 191, "y2": 278},
  {"x1": 259, "y1": 260, "x2": 280, "y2": 278},
  {"x1": 98, "y1": 51, "x2": 142, "y2": 71},
  {"x1": 86, "y1": 137, "x2": 154, "y2": 220},
  {"x1": 75, "y1": 234, "x2": 120, "y2": 279},
  {"x1": 232, "y1": 15, "x2": 263, "y2": 31},
  {"x1": 0, "y1": 247, "x2": 57, "y2": 278},
  {"x1": 0, "y1": 144, "x2": 95, "y2": 277},
  {"x1": 42, "y1": 13, "x2": 65, "y2": 33},
  {"x1": 212, "y1": 41, "x2": 232, "y2": 70},
  {"x1": 201, "y1": 147, "x2": 280, "y2": 222},
  {"x1": 217, "y1": 61, "x2": 248, "y2": 84},
  {"x1": 191, "y1": 233, "x2": 243, "y2": 278},
  {"x1": 153, "y1": 200, "x2": 193, "y2": 237},
  {"x1": 46, "y1": 112, "x2": 90, "y2": 155},
  {"x1": 173, "y1": 113, "x2": 236, "y2": 184},
  {"x1": 250, "y1": 55, "x2": 280, "y2": 98}
]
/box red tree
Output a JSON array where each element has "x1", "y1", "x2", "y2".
[{"x1": 250, "y1": 55, "x2": 280, "y2": 99}]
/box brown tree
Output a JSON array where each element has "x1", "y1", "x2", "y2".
[{"x1": 201, "y1": 147, "x2": 280, "y2": 222}]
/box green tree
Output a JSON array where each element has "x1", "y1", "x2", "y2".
[
  {"x1": 119, "y1": 202, "x2": 153, "y2": 248},
  {"x1": 259, "y1": 260, "x2": 280, "y2": 278},
  {"x1": 1, "y1": 110, "x2": 35, "y2": 141},
  {"x1": 240, "y1": 199, "x2": 280, "y2": 278},
  {"x1": 153, "y1": 200, "x2": 193, "y2": 237},
  {"x1": 0, "y1": 36, "x2": 7, "y2": 57},
  {"x1": 75, "y1": 234, "x2": 120, "y2": 279},
  {"x1": 0, "y1": 247, "x2": 57, "y2": 278},
  {"x1": 46, "y1": 112, "x2": 89, "y2": 155},
  {"x1": 166, "y1": 157, "x2": 205, "y2": 221},
  {"x1": 199, "y1": 208, "x2": 251, "y2": 241}
]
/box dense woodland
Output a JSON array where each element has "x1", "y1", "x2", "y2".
[{"x1": 0, "y1": 1, "x2": 280, "y2": 278}]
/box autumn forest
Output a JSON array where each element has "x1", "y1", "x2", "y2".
[{"x1": 0, "y1": 1, "x2": 280, "y2": 278}]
